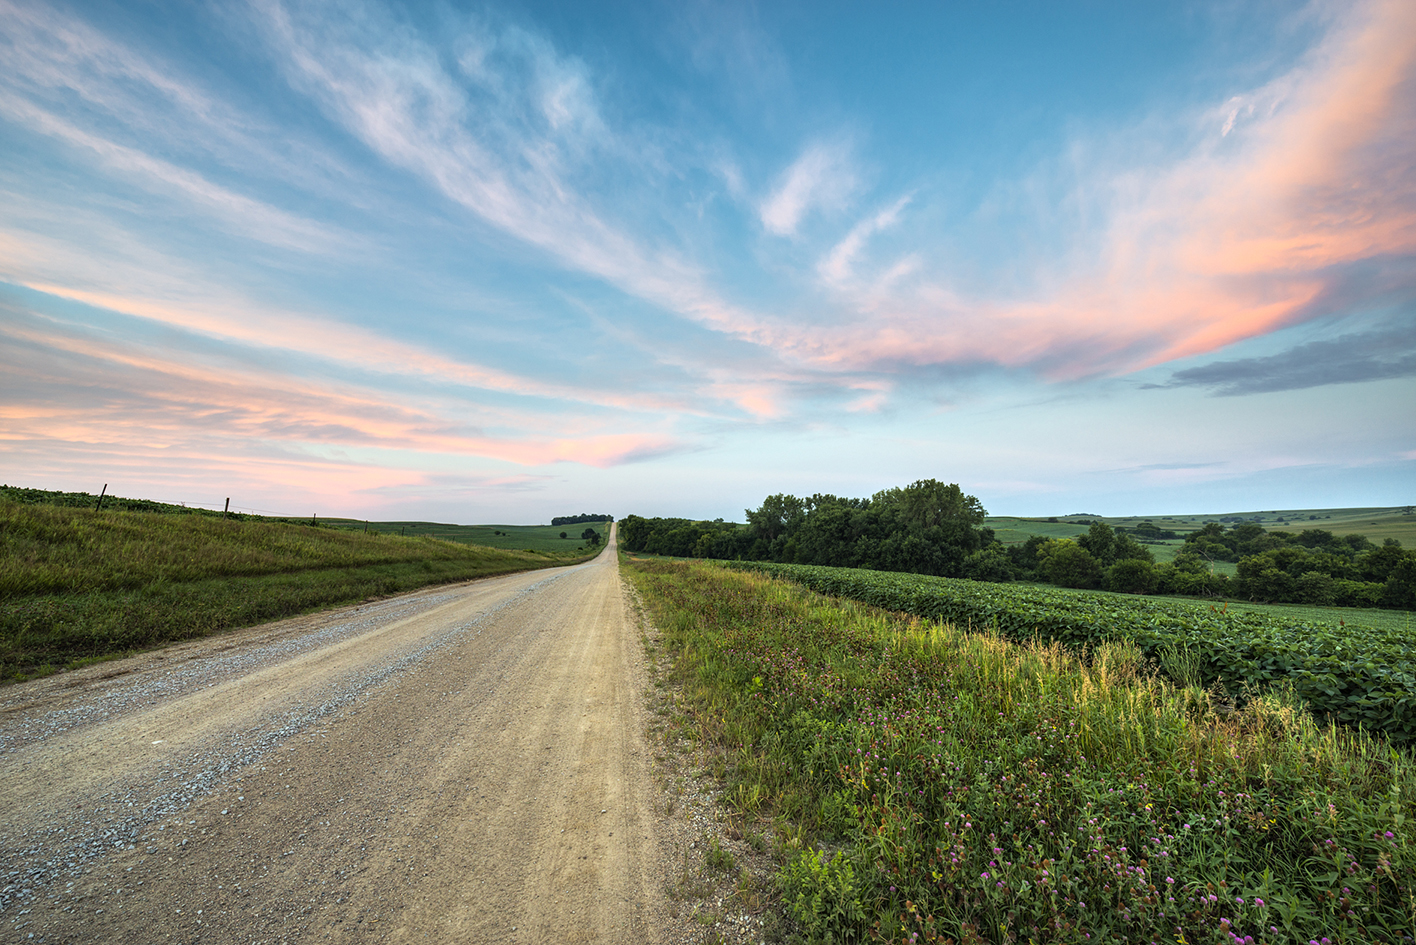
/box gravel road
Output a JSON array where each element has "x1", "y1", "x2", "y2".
[{"x1": 1, "y1": 524, "x2": 669, "y2": 944}]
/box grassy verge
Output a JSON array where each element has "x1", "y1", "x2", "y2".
[
  {"x1": 1, "y1": 501, "x2": 592, "y2": 680},
  {"x1": 624, "y1": 557, "x2": 1416, "y2": 945}
]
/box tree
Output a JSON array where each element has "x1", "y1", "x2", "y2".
[
  {"x1": 1383, "y1": 555, "x2": 1416, "y2": 610},
  {"x1": 1171, "y1": 549, "x2": 1209, "y2": 575},
  {"x1": 1106, "y1": 559, "x2": 1157, "y2": 594},
  {"x1": 1076, "y1": 522, "x2": 1117, "y2": 566},
  {"x1": 890, "y1": 480, "x2": 986, "y2": 531},
  {"x1": 963, "y1": 547, "x2": 1014, "y2": 583},
  {"x1": 581, "y1": 527, "x2": 601, "y2": 546},
  {"x1": 559, "y1": 531, "x2": 568, "y2": 539},
  {"x1": 745, "y1": 494, "x2": 806, "y2": 542},
  {"x1": 1038, "y1": 540, "x2": 1102, "y2": 589}
]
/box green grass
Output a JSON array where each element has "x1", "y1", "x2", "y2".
[
  {"x1": 625, "y1": 557, "x2": 1416, "y2": 944},
  {"x1": 0, "y1": 501, "x2": 596, "y2": 680},
  {"x1": 312, "y1": 519, "x2": 607, "y2": 552}
]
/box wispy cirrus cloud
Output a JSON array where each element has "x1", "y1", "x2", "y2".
[
  {"x1": 0, "y1": 95, "x2": 345, "y2": 254},
  {"x1": 817, "y1": 195, "x2": 912, "y2": 286},
  {"x1": 760, "y1": 141, "x2": 858, "y2": 237}
]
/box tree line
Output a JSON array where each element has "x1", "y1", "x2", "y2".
[
  {"x1": 550, "y1": 513, "x2": 614, "y2": 526},
  {"x1": 620, "y1": 480, "x2": 1000, "y2": 578},
  {"x1": 619, "y1": 486, "x2": 1416, "y2": 610}
]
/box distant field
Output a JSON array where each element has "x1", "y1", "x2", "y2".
[
  {"x1": 989, "y1": 505, "x2": 1416, "y2": 550},
  {"x1": 310, "y1": 520, "x2": 608, "y2": 552}
]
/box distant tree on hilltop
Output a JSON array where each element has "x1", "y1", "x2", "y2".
[{"x1": 551, "y1": 513, "x2": 613, "y2": 526}]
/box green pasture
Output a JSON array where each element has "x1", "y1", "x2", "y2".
[
  {"x1": 313, "y1": 519, "x2": 607, "y2": 552},
  {"x1": 991, "y1": 505, "x2": 1416, "y2": 550}
]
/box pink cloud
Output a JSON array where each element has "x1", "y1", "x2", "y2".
[
  {"x1": 0, "y1": 312, "x2": 682, "y2": 471},
  {"x1": 781, "y1": 0, "x2": 1416, "y2": 381}
]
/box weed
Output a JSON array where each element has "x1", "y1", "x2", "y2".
[{"x1": 706, "y1": 837, "x2": 736, "y2": 873}]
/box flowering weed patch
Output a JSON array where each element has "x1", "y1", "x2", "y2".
[{"x1": 625, "y1": 558, "x2": 1416, "y2": 944}]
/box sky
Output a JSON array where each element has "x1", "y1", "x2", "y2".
[{"x1": 1, "y1": 0, "x2": 1413, "y2": 524}]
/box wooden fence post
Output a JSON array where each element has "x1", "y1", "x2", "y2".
[
  {"x1": 224, "y1": 498, "x2": 230, "y2": 518},
  {"x1": 95, "y1": 483, "x2": 107, "y2": 511}
]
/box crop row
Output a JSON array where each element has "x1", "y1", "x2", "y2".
[{"x1": 727, "y1": 561, "x2": 1416, "y2": 744}]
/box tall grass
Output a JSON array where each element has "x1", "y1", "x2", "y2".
[
  {"x1": 1, "y1": 501, "x2": 585, "y2": 679},
  {"x1": 625, "y1": 558, "x2": 1416, "y2": 944}
]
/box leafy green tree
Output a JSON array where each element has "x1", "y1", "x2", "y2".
[
  {"x1": 1038, "y1": 540, "x2": 1102, "y2": 589},
  {"x1": 1106, "y1": 559, "x2": 1157, "y2": 594},
  {"x1": 1297, "y1": 570, "x2": 1337, "y2": 605},
  {"x1": 1171, "y1": 549, "x2": 1209, "y2": 574},
  {"x1": 1383, "y1": 556, "x2": 1416, "y2": 610},
  {"x1": 581, "y1": 527, "x2": 601, "y2": 546},
  {"x1": 1076, "y1": 521, "x2": 1117, "y2": 565},
  {"x1": 1112, "y1": 533, "x2": 1154, "y2": 564},
  {"x1": 963, "y1": 547, "x2": 1014, "y2": 583},
  {"x1": 746, "y1": 494, "x2": 806, "y2": 542},
  {"x1": 890, "y1": 480, "x2": 986, "y2": 531},
  {"x1": 1361, "y1": 543, "x2": 1410, "y2": 582}
]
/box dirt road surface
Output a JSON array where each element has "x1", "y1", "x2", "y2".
[{"x1": 1, "y1": 524, "x2": 669, "y2": 944}]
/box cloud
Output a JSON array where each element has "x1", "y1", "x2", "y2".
[
  {"x1": 250, "y1": 0, "x2": 794, "y2": 373},
  {"x1": 1148, "y1": 320, "x2": 1416, "y2": 396},
  {"x1": 0, "y1": 292, "x2": 685, "y2": 472},
  {"x1": 0, "y1": 95, "x2": 344, "y2": 253},
  {"x1": 764, "y1": 0, "x2": 1416, "y2": 384},
  {"x1": 0, "y1": 0, "x2": 371, "y2": 219},
  {"x1": 759, "y1": 142, "x2": 857, "y2": 236},
  {"x1": 817, "y1": 195, "x2": 911, "y2": 286}
]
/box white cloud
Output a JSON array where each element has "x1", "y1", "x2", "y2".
[
  {"x1": 759, "y1": 142, "x2": 857, "y2": 236},
  {"x1": 817, "y1": 194, "x2": 912, "y2": 285}
]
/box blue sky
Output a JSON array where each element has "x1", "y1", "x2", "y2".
[{"x1": 2, "y1": 0, "x2": 1413, "y2": 523}]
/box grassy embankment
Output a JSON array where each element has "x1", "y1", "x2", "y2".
[
  {"x1": 1, "y1": 501, "x2": 596, "y2": 681},
  {"x1": 625, "y1": 556, "x2": 1415, "y2": 944}
]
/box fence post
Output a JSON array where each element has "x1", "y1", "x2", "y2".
[
  {"x1": 224, "y1": 498, "x2": 230, "y2": 518},
  {"x1": 95, "y1": 483, "x2": 107, "y2": 511}
]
